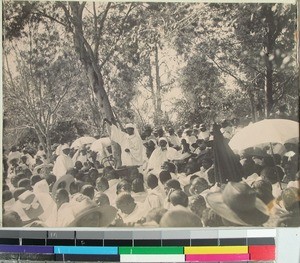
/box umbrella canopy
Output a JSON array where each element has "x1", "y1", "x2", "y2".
[
  {"x1": 229, "y1": 119, "x2": 299, "y2": 152},
  {"x1": 71, "y1": 136, "x2": 96, "y2": 150},
  {"x1": 213, "y1": 124, "x2": 244, "y2": 184},
  {"x1": 90, "y1": 137, "x2": 111, "y2": 152}
]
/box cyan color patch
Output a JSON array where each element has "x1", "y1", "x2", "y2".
[{"x1": 54, "y1": 246, "x2": 118, "y2": 255}]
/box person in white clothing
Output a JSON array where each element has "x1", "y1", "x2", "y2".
[
  {"x1": 182, "y1": 128, "x2": 197, "y2": 146},
  {"x1": 198, "y1": 124, "x2": 210, "y2": 141},
  {"x1": 72, "y1": 145, "x2": 89, "y2": 165},
  {"x1": 52, "y1": 144, "x2": 74, "y2": 179},
  {"x1": 116, "y1": 192, "x2": 146, "y2": 225},
  {"x1": 53, "y1": 189, "x2": 75, "y2": 227},
  {"x1": 32, "y1": 179, "x2": 57, "y2": 224},
  {"x1": 144, "y1": 174, "x2": 164, "y2": 210},
  {"x1": 166, "y1": 128, "x2": 181, "y2": 149},
  {"x1": 104, "y1": 119, "x2": 144, "y2": 167},
  {"x1": 220, "y1": 119, "x2": 234, "y2": 140},
  {"x1": 35, "y1": 144, "x2": 46, "y2": 160},
  {"x1": 147, "y1": 137, "x2": 180, "y2": 173},
  {"x1": 7, "y1": 146, "x2": 22, "y2": 164}
]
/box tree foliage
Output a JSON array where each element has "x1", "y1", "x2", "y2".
[
  {"x1": 172, "y1": 3, "x2": 297, "y2": 121},
  {"x1": 2, "y1": 2, "x2": 297, "y2": 154},
  {"x1": 3, "y1": 14, "x2": 99, "y2": 156}
]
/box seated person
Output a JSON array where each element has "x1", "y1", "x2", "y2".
[{"x1": 115, "y1": 193, "x2": 146, "y2": 225}]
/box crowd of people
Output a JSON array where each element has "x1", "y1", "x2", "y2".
[{"x1": 2, "y1": 118, "x2": 299, "y2": 228}]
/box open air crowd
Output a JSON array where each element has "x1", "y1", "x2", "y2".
[{"x1": 2, "y1": 118, "x2": 300, "y2": 228}]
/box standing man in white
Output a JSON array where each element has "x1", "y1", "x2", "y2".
[
  {"x1": 53, "y1": 144, "x2": 74, "y2": 179},
  {"x1": 104, "y1": 118, "x2": 145, "y2": 167}
]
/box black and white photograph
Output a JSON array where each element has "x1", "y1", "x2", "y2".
[{"x1": 2, "y1": 1, "x2": 299, "y2": 228}]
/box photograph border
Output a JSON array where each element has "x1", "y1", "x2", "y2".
[{"x1": 0, "y1": 4, "x2": 299, "y2": 262}]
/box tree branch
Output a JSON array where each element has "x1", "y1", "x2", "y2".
[
  {"x1": 161, "y1": 79, "x2": 175, "y2": 89},
  {"x1": 99, "y1": 3, "x2": 135, "y2": 69},
  {"x1": 32, "y1": 11, "x2": 68, "y2": 27},
  {"x1": 57, "y1": 2, "x2": 73, "y2": 30},
  {"x1": 79, "y1": 2, "x2": 86, "y2": 15},
  {"x1": 98, "y1": 3, "x2": 111, "y2": 35},
  {"x1": 273, "y1": 75, "x2": 296, "y2": 102},
  {"x1": 94, "y1": 2, "x2": 112, "y2": 60},
  {"x1": 46, "y1": 83, "x2": 70, "y2": 126},
  {"x1": 204, "y1": 51, "x2": 246, "y2": 86}
]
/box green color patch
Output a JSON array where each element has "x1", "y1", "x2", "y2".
[{"x1": 119, "y1": 246, "x2": 184, "y2": 254}]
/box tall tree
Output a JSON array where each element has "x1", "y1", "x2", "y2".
[
  {"x1": 172, "y1": 3, "x2": 297, "y2": 120},
  {"x1": 3, "y1": 19, "x2": 85, "y2": 159},
  {"x1": 3, "y1": 2, "x2": 146, "y2": 166},
  {"x1": 230, "y1": 3, "x2": 297, "y2": 117},
  {"x1": 175, "y1": 53, "x2": 224, "y2": 125}
]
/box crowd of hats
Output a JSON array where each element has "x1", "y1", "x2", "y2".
[{"x1": 2, "y1": 119, "x2": 299, "y2": 228}]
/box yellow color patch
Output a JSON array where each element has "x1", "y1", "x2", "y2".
[{"x1": 184, "y1": 246, "x2": 248, "y2": 254}]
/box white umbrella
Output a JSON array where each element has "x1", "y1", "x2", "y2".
[
  {"x1": 229, "y1": 119, "x2": 299, "y2": 152},
  {"x1": 71, "y1": 136, "x2": 96, "y2": 149},
  {"x1": 90, "y1": 137, "x2": 111, "y2": 152}
]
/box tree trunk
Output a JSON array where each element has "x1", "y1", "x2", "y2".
[
  {"x1": 247, "y1": 90, "x2": 256, "y2": 122},
  {"x1": 147, "y1": 57, "x2": 158, "y2": 125},
  {"x1": 265, "y1": 63, "x2": 274, "y2": 118},
  {"x1": 45, "y1": 129, "x2": 52, "y2": 164},
  {"x1": 154, "y1": 44, "x2": 163, "y2": 126},
  {"x1": 69, "y1": 3, "x2": 122, "y2": 168},
  {"x1": 34, "y1": 127, "x2": 48, "y2": 159},
  {"x1": 85, "y1": 66, "x2": 122, "y2": 168},
  {"x1": 264, "y1": 5, "x2": 275, "y2": 118}
]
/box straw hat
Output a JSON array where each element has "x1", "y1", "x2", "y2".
[
  {"x1": 206, "y1": 181, "x2": 269, "y2": 226},
  {"x1": 51, "y1": 174, "x2": 75, "y2": 197},
  {"x1": 68, "y1": 195, "x2": 117, "y2": 227}
]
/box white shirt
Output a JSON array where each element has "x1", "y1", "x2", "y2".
[
  {"x1": 111, "y1": 125, "x2": 144, "y2": 166},
  {"x1": 167, "y1": 134, "x2": 181, "y2": 147},
  {"x1": 120, "y1": 203, "x2": 146, "y2": 224},
  {"x1": 131, "y1": 191, "x2": 148, "y2": 204},
  {"x1": 195, "y1": 166, "x2": 214, "y2": 185},
  {"x1": 56, "y1": 202, "x2": 75, "y2": 227},
  {"x1": 53, "y1": 153, "x2": 74, "y2": 179},
  {"x1": 33, "y1": 180, "x2": 56, "y2": 222},
  {"x1": 221, "y1": 126, "x2": 234, "y2": 139},
  {"x1": 8, "y1": 151, "x2": 21, "y2": 163},
  {"x1": 72, "y1": 150, "x2": 89, "y2": 164},
  {"x1": 183, "y1": 135, "x2": 197, "y2": 146},
  {"x1": 143, "y1": 187, "x2": 164, "y2": 210},
  {"x1": 147, "y1": 147, "x2": 180, "y2": 172},
  {"x1": 198, "y1": 131, "x2": 210, "y2": 141},
  {"x1": 104, "y1": 179, "x2": 119, "y2": 206}
]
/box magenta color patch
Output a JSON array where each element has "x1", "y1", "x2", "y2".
[{"x1": 186, "y1": 253, "x2": 250, "y2": 262}]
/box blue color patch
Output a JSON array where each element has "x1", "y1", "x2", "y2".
[{"x1": 0, "y1": 245, "x2": 53, "y2": 254}]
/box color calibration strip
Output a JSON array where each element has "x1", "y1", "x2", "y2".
[{"x1": 0, "y1": 229, "x2": 276, "y2": 262}]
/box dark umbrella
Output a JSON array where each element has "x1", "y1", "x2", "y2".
[{"x1": 212, "y1": 123, "x2": 244, "y2": 184}]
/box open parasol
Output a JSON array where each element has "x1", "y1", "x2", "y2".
[
  {"x1": 70, "y1": 136, "x2": 96, "y2": 150},
  {"x1": 90, "y1": 137, "x2": 111, "y2": 152},
  {"x1": 229, "y1": 119, "x2": 299, "y2": 152}
]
